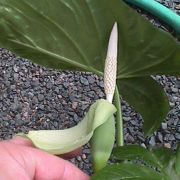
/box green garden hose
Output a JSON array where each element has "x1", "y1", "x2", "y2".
[{"x1": 125, "y1": 0, "x2": 180, "y2": 34}]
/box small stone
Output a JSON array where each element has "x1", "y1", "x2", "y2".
[
  {"x1": 141, "y1": 143, "x2": 146, "y2": 148},
  {"x1": 54, "y1": 87, "x2": 59, "y2": 94},
  {"x1": 23, "y1": 112, "x2": 28, "y2": 118},
  {"x1": 58, "y1": 95, "x2": 62, "y2": 99},
  {"x1": 38, "y1": 94, "x2": 44, "y2": 102},
  {"x1": 130, "y1": 120, "x2": 137, "y2": 126},
  {"x1": 175, "y1": 4, "x2": 180, "y2": 10},
  {"x1": 125, "y1": 133, "x2": 135, "y2": 143},
  {"x1": 5, "y1": 81, "x2": 11, "y2": 86},
  {"x1": 98, "y1": 92, "x2": 104, "y2": 98},
  {"x1": 10, "y1": 85, "x2": 16, "y2": 90},
  {"x1": 80, "y1": 77, "x2": 89, "y2": 86},
  {"x1": 77, "y1": 156, "x2": 82, "y2": 161},
  {"x1": 161, "y1": 122, "x2": 167, "y2": 130},
  {"x1": 169, "y1": 134, "x2": 175, "y2": 141},
  {"x1": 28, "y1": 92, "x2": 34, "y2": 98},
  {"x1": 47, "y1": 82, "x2": 53, "y2": 89},
  {"x1": 87, "y1": 76, "x2": 95, "y2": 84},
  {"x1": 13, "y1": 73, "x2": 19, "y2": 80},
  {"x1": 175, "y1": 133, "x2": 180, "y2": 140},
  {"x1": 98, "y1": 81, "x2": 104, "y2": 88},
  {"x1": 157, "y1": 132, "x2": 163, "y2": 142},
  {"x1": 124, "y1": 117, "x2": 131, "y2": 122},
  {"x1": 82, "y1": 154, "x2": 87, "y2": 160},
  {"x1": 13, "y1": 65, "x2": 18, "y2": 72},
  {"x1": 31, "y1": 80, "x2": 39, "y2": 87},
  {"x1": 63, "y1": 82, "x2": 69, "y2": 89},
  {"x1": 72, "y1": 102, "x2": 78, "y2": 109},
  {"x1": 149, "y1": 136, "x2": 156, "y2": 146},
  {"x1": 164, "y1": 143, "x2": 171, "y2": 149},
  {"x1": 11, "y1": 103, "x2": 21, "y2": 112}
]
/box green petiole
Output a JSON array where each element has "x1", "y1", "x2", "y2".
[{"x1": 114, "y1": 85, "x2": 124, "y2": 147}]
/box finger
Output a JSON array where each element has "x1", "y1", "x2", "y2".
[
  {"x1": 60, "y1": 147, "x2": 82, "y2": 159},
  {"x1": 30, "y1": 148, "x2": 89, "y2": 180},
  {"x1": 9, "y1": 136, "x2": 34, "y2": 147},
  {"x1": 10, "y1": 136, "x2": 82, "y2": 159}
]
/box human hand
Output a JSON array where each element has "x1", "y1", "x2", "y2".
[{"x1": 0, "y1": 137, "x2": 89, "y2": 180}]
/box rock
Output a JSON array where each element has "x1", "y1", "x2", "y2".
[
  {"x1": 169, "y1": 134, "x2": 175, "y2": 141},
  {"x1": 161, "y1": 122, "x2": 167, "y2": 130},
  {"x1": 157, "y1": 132, "x2": 163, "y2": 142},
  {"x1": 87, "y1": 76, "x2": 95, "y2": 84},
  {"x1": 164, "y1": 143, "x2": 171, "y2": 149},
  {"x1": 38, "y1": 94, "x2": 44, "y2": 102},
  {"x1": 31, "y1": 79, "x2": 39, "y2": 87},
  {"x1": 80, "y1": 77, "x2": 89, "y2": 86},
  {"x1": 175, "y1": 4, "x2": 180, "y2": 10},
  {"x1": 175, "y1": 133, "x2": 180, "y2": 140},
  {"x1": 54, "y1": 87, "x2": 59, "y2": 94},
  {"x1": 149, "y1": 136, "x2": 156, "y2": 146},
  {"x1": 46, "y1": 82, "x2": 53, "y2": 89},
  {"x1": 72, "y1": 102, "x2": 78, "y2": 109}
]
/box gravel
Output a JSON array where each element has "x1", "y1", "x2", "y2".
[{"x1": 0, "y1": 0, "x2": 180, "y2": 175}]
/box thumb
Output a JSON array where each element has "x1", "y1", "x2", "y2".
[{"x1": 29, "y1": 147, "x2": 89, "y2": 180}]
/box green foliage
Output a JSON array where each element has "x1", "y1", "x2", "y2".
[
  {"x1": 91, "y1": 164, "x2": 164, "y2": 180},
  {"x1": 92, "y1": 145, "x2": 180, "y2": 179},
  {"x1": 117, "y1": 77, "x2": 169, "y2": 136},
  {"x1": 0, "y1": 0, "x2": 179, "y2": 136},
  {"x1": 94, "y1": 145, "x2": 180, "y2": 180},
  {"x1": 175, "y1": 145, "x2": 180, "y2": 177}
]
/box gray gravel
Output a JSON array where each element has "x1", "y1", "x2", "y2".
[{"x1": 0, "y1": 0, "x2": 180, "y2": 175}]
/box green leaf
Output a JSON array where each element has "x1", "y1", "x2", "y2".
[
  {"x1": 152, "y1": 148, "x2": 175, "y2": 169},
  {"x1": 112, "y1": 145, "x2": 173, "y2": 169},
  {"x1": 152, "y1": 148, "x2": 178, "y2": 180},
  {"x1": 112, "y1": 145, "x2": 180, "y2": 180},
  {"x1": 0, "y1": 0, "x2": 179, "y2": 135},
  {"x1": 91, "y1": 163, "x2": 164, "y2": 180},
  {"x1": 175, "y1": 145, "x2": 180, "y2": 177},
  {"x1": 0, "y1": 0, "x2": 180, "y2": 77},
  {"x1": 117, "y1": 77, "x2": 169, "y2": 136},
  {"x1": 17, "y1": 99, "x2": 116, "y2": 154}
]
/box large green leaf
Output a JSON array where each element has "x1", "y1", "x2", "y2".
[
  {"x1": 118, "y1": 77, "x2": 169, "y2": 136},
  {"x1": 111, "y1": 145, "x2": 180, "y2": 180},
  {"x1": 0, "y1": 0, "x2": 180, "y2": 76},
  {"x1": 0, "y1": 0, "x2": 179, "y2": 135},
  {"x1": 112, "y1": 145, "x2": 174, "y2": 169},
  {"x1": 91, "y1": 164, "x2": 164, "y2": 180}
]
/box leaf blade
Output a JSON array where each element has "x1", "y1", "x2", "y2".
[
  {"x1": 117, "y1": 76, "x2": 169, "y2": 136},
  {"x1": 91, "y1": 163, "x2": 164, "y2": 180}
]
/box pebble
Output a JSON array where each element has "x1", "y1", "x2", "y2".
[
  {"x1": 161, "y1": 122, "x2": 168, "y2": 130},
  {"x1": 38, "y1": 94, "x2": 44, "y2": 102},
  {"x1": 149, "y1": 136, "x2": 156, "y2": 146},
  {"x1": 175, "y1": 4, "x2": 180, "y2": 10},
  {"x1": 80, "y1": 77, "x2": 89, "y2": 86},
  {"x1": 164, "y1": 143, "x2": 171, "y2": 149}
]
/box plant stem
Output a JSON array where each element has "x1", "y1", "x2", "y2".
[{"x1": 114, "y1": 85, "x2": 124, "y2": 146}]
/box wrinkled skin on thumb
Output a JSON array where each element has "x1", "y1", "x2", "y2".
[{"x1": 0, "y1": 137, "x2": 89, "y2": 180}]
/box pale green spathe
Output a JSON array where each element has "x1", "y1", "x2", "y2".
[{"x1": 18, "y1": 99, "x2": 116, "y2": 155}]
